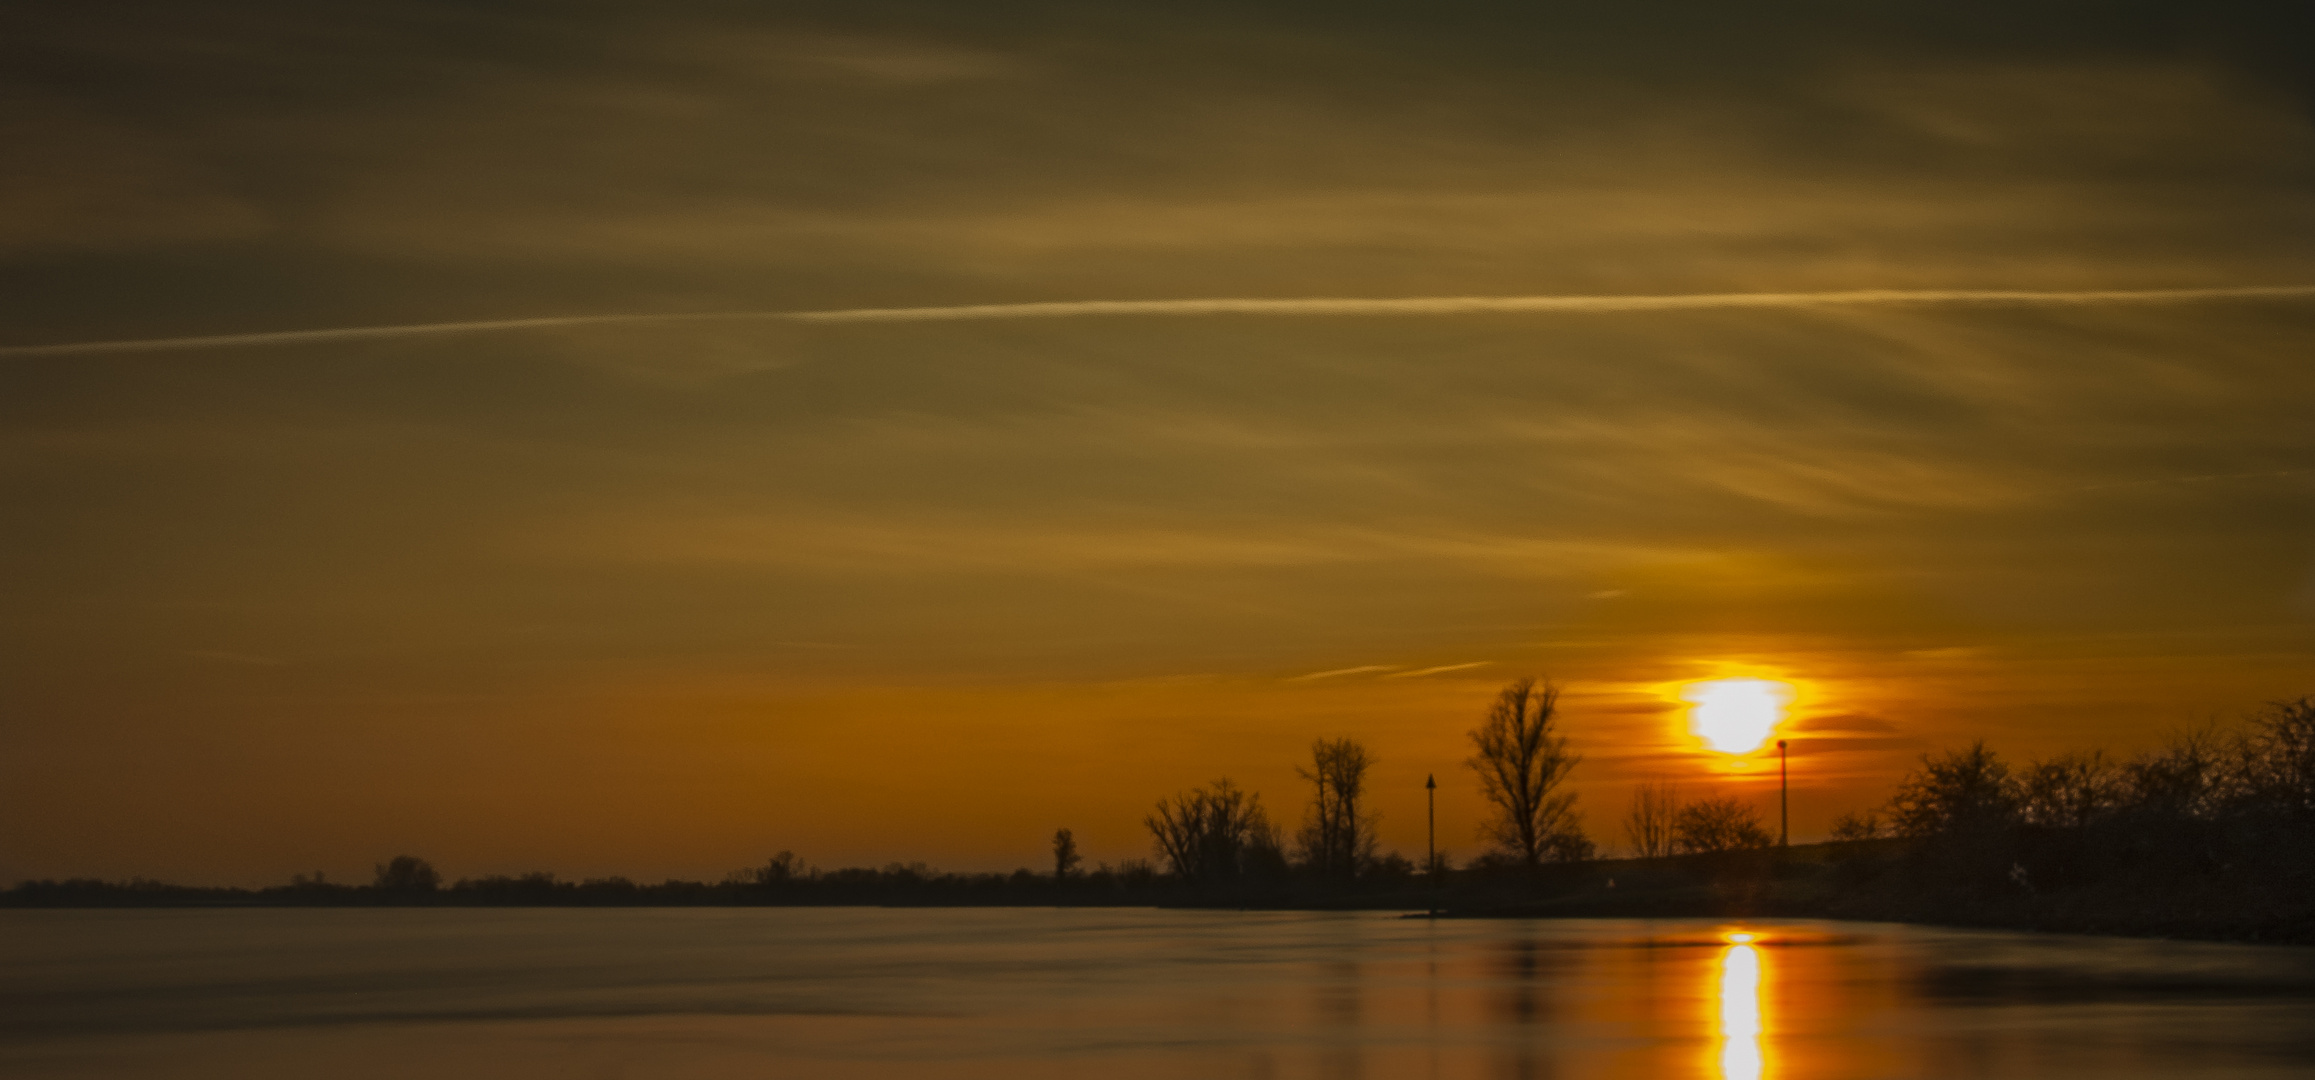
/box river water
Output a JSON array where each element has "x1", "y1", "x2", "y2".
[{"x1": 6, "y1": 908, "x2": 2313, "y2": 1078}]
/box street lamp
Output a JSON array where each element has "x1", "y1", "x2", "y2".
[
  {"x1": 1777, "y1": 739, "x2": 1789, "y2": 847},
  {"x1": 1425, "y1": 773, "x2": 1438, "y2": 916}
]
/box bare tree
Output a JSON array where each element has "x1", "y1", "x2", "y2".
[
  {"x1": 1466, "y1": 678, "x2": 1592, "y2": 866},
  {"x1": 747, "y1": 850, "x2": 805, "y2": 885},
  {"x1": 1622, "y1": 781, "x2": 1680, "y2": 859},
  {"x1": 1052, "y1": 828, "x2": 1082, "y2": 880},
  {"x1": 1294, "y1": 737, "x2": 1378, "y2": 879},
  {"x1": 372, "y1": 855, "x2": 441, "y2": 892},
  {"x1": 2018, "y1": 751, "x2": 2121, "y2": 829},
  {"x1": 1828, "y1": 810, "x2": 1884, "y2": 841},
  {"x1": 1886, "y1": 741, "x2": 2020, "y2": 837},
  {"x1": 1145, "y1": 779, "x2": 1278, "y2": 884},
  {"x1": 1672, "y1": 795, "x2": 1774, "y2": 853},
  {"x1": 2122, "y1": 727, "x2": 2233, "y2": 820},
  {"x1": 2239, "y1": 696, "x2": 2315, "y2": 816}
]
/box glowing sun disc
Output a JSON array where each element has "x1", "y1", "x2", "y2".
[{"x1": 1682, "y1": 678, "x2": 1792, "y2": 754}]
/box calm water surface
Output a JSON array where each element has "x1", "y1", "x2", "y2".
[{"x1": 6, "y1": 908, "x2": 2314, "y2": 1078}]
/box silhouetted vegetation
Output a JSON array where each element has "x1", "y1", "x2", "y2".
[
  {"x1": 20, "y1": 686, "x2": 2305, "y2": 944},
  {"x1": 1828, "y1": 809, "x2": 1884, "y2": 841},
  {"x1": 1620, "y1": 784, "x2": 1774, "y2": 856},
  {"x1": 1817, "y1": 696, "x2": 2315, "y2": 942},
  {"x1": 1672, "y1": 795, "x2": 1775, "y2": 854},
  {"x1": 1293, "y1": 737, "x2": 1378, "y2": 879},
  {"x1": 1145, "y1": 779, "x2": 1286, "y2": 885},
  {"x1": 1467, "y1": 678, "x2": 1594, "y2": 865},
  {"x1": 1122, "y1": 678, "x2": 1605, "y2": 901},
  {"x1": 1621, "y1": 781, "x2": 1680, "y2": 859},
  {"x1": 4, "y1": 855, "x2": 1182, "y2": 908},
  {"x1": 372, "y1": 855, "x2": 441, "y2": 892},
  {"x1": 2, "y1": 677, "x2": 1597, "y2": 912}
]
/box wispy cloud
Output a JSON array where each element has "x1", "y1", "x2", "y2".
[
  {"x1": 2070, "y1": 468, "x2": 2312, "y2": 493},
  {"x1": 1287, "y1": 665, "x2": 1401, "y2": 682},
  {"x1": 6, "y1": 285, "x2": 2311, "y2": 357},
  {"x1": 789, "y1": 285, "x2": 2315, "y2": 323},
  {"x1": 1384, "y1": 661, "x2": 1494, "y2": 679},
  {"x1": 536, "y1": 514, "x2": 1675, "y2": 574},
  {"x1": 1286, "y1": 660, "x2": 1492, "y2": 682}
]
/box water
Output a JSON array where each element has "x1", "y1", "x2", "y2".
[{"x1": 6, "y1": 908, "x2": 2314, "y2": 1078}]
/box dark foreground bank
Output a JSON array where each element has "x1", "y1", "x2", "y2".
[
  {"x1": 11, "y1": 835, "x2": 2311, "y2": 946},
  {"x1": 1433, "y1": 836, "x2": 2315, "y2": 946}
]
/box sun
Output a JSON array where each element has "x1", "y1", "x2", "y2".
[{"x1": 1681, "y1": 678, "x2": 1792, "y2": 755}]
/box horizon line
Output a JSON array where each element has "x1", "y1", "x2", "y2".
[{"x1": 5, "y1": 283, "x2": 2314, "y2": 357}]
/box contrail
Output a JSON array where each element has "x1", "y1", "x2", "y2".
[
  {"x1": 6, "y1": 284, "x2": 2312, "y2": 357},
  {"x1": 0, "y1": 313, "x2": 787, "y2": 358},
  {"x1": 788, "y1": 284, "x2": 2315, "y2": 323}
]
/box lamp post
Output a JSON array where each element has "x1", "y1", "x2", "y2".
[
  {"x1": 1425, "y1": 773, "x2": 1438, "y2": 916},
  {"x1": 1778, "y1": 739, "x2": 1790, "y2": 847}
]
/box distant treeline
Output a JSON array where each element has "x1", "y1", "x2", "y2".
[
  {"x1": 6, "y1": 677, "x2": 1587, "y2": 910},
  {"x1": 16, "y1": 688, "x2": 2310, "y2": 945},
  {"x1": 1435, "y1": 695, "x2": 2315, "y2": 944},
  {"x1": 5, "y1": 856, "x2": 1169, "y2": 908},
  {"x1": 1809, "y1": 695, "x2": 2315, "y2": 941},
  {"x1": 1, "y1": 850, "x2": 1452, "y2": 910},
  {"x1": 1136, "y1": 678, "x2": 1594, "y2": 890}
]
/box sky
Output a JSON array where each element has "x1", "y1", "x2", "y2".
[{"x1": 4, "y1": 0, "x2": 2313, "y2": 885}]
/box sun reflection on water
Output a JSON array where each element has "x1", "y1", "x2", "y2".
[{"x1": 1717, "y1": 933, "x2": 1766, "y2": 1080}]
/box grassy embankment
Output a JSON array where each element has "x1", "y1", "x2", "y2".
[{"x1": 1400, "y1": 837, "x2": 2313, "y2": 945}]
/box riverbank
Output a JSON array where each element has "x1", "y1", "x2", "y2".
[
  {"x1": 1417, "y1": 841, "x2": 2315, "y2": 946},
  {"x1": 12, "y1": 839, "x2": 2309, "y2": 945}
]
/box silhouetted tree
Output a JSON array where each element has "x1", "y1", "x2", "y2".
[
  {"x1": 1775, "y1": 695, "x2": 2313, "y2": 940},
  {"x1": 1110, "y1": 858, "x2": 1157, "y2": 888},
  {"x1": 1052, "y1": 828, "x2": 1082, "y2": 879},
  {"x1": 1294, "y1": 737, "x2": 1378, "y2": 879},
  {"x1": 372, "y1": 855, "x2": 441, "y2": 892},
  {"x1": 1672, "y1": 795, "x2": 1774, "y2": 853},
  {"x1": 1887, "y1": 741, "x2": 2019, "y2": 837},
  {"x1": 2239, "y1": 696, "x2": 2315, "y2": 816},
  {"x1": 2017, "y1": 750, "x2": 2121, "y2": 829},
  {"x1": 1145, "y1": 779, "x2": 1278, "y2": 884},
  {"x1": 1622, "y1": 781, "x2": 1680, "y2": 858},
  {"x1": 1467, "y1": 678, "x2": 1592, "y2": 866},
  {"x1": 746, "y1": 851, "x2": 804, "y2": 886},
  {"x1": 1366, "y1": 851, "x2": 1417, "y2": 881},
  {"x1": 1828, "y1": 809, "x2": 1884, "y2": 841},
  {"x1": 2121, "y1": 727, "x2": 2230, "y2": 820}
]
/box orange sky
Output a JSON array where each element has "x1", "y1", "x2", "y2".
[{"x1": 3, "y1": 2, "x2": 2312, "y2": 885}]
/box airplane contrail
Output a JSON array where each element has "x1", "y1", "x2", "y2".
[
  {"x1": 787, "y1": 285, "x2": 2315, "y2": 323},
  {"x1": 5, "y1": 284, "x2": 2312, "y2": 357}
]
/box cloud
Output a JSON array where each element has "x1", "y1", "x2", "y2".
[
  {"x1": 7, "y1": 284, "x2": 2311, "y2": 357},
  {"x1": 1288, "y1": 665, "x2": 1401, "y2": 682},
  {"x1": 788, "y1": 286, "x2": 2315, "y2": 324},
  {"x1": 0, "y1": 94, "x2": 270, "y2": 254},
  {"x1": 1385, "y1": 661, "x2": 1494, "y2": 679},
  {"x1": 1785, "y1": 712, "x2": 1901, "y2": 735},
  {"x1": 539, "y1": 513, "x2": 1673, "y2": 575},
  {"x1": 7, "y1": 1, "x2": 2314, "y2": 881},
  {"x1": 1903, "y1": 647, "x2": 1989, "y2": 662}
]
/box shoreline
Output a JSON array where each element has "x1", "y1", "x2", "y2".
[{"x1": 11, "y1": 841, "x2": 2312, "y2": 948}]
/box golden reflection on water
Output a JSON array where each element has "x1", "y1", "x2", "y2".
[{"x1": 1717, "y1": 932, "x2": 1767, "y2": 1080}]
